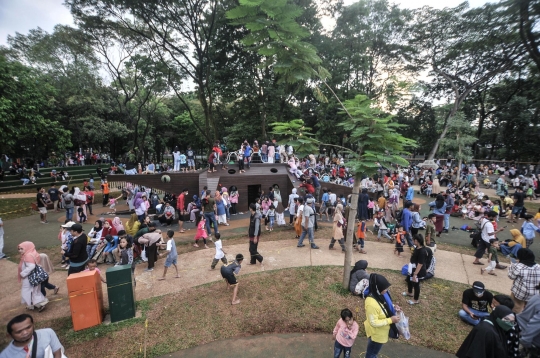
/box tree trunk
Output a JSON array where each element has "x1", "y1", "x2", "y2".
[
  {"x1": 426, "y1": 123, "x2": 450, "y2": 160},
  {"x1": 343, "y1": 172, "x2": 361, "y2": 288}
]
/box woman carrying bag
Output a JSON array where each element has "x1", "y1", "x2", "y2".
[
  {"x1": 18, "y1": 242, "x2": 49, "y2": 312},
  {"x1": 364, "y1": 273, "x2": 401, "y2": 358}
]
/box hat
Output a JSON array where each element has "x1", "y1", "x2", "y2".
[
  {"x1": 62, "y1": 221, "x2": 76, "y2": 228},
  {"x1": 472, "y1": 281, "x2": 485, "y2": 294},
  {"x1": 70, "y1": 223, "x2": 83, "y2": 233},
  {"x1": 306, "y1": 197, "x2": 315, "y2": 204}
]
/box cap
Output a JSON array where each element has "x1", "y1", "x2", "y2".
[
  {"x1": 472, "y1": 281, "x2": 485, "y2": 294},
  {"x1": 306, "y1": 197, "x2": 315, "y2": 204},
  {"x1": 70, "y1": 223, "x2": 83, "y2": 232},
  {"x1": 61, "y1": 221, "x2": 76, "y2": 228}
]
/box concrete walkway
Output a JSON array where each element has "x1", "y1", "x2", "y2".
[
  {"x1": 0, "y1": 226, "x2": 511, "y2": 321},
  {"x1": 160, "y1": 333, "x2": 454, "y2": 358}
]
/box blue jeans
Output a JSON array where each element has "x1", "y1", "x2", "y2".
[
  {"x1": 458, "y1": 308, "x2": 490, "y2": 325},
  {"x1": 297, "y1": 227, "x2": 314, "y2": 246},
  {"x1": 204, "y1": 212, "x2": 219, "y2": 236},
  {"x1": 501, "y1": 243, "x2": 522, "y2": 257},
  {"x1": 366, "y1": 337, "x2": 383, "y2": 358},
  {"x1": 261, "y1": 153, "x2": 267, "y2": 162},
  {"x1": 269, "y1": 216, "x2": 274, "y2": 228},
  {"x1": 444, "y1": 213, "x2": 450, "y2": 230},
  {"x1": 334, "y1": 340, "x2": 351, "y2": 358},
  {"x1": 65, "y1": 207, "x2": 74, "y2": 221}
]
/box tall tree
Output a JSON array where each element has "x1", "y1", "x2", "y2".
[{"x1": 411, "y1": 3, "x2": 523, "y2": 159}]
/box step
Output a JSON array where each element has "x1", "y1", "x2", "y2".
[{"x1": 0, "y1": 173, "x2": 90, "y2": 188}]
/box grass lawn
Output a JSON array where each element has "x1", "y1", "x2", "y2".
[
  {"x1": 0, "y1": 197, "x2": 36, "y2": 220},
  {"x1": 14, "y1": 266, "x2": 475, "y2": 357}
]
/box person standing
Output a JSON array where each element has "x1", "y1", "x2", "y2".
[
  {"x1": 508, "y1": 248, "x2": 540, "y2": 313},
  {"x1": 248, "y1": 203, "x2": 264, "y2": 265},
  {"x1": 202, "y1": 190, "x2": 219, "y2": 238},
  {"x1": 333, "y1": 308, "x2": 359, "y2": 358},
  {"x1": 62, "y1": 224, "x2": 88, "y2": 276},
  {"x1": 36, "y1": 187, "x2": 48, "y2": 224},
  {"x1": 172, "y1": 147, "x2": 181, "y2": 172},
  {"x1": 472, "y1": 211, "x2": 497, "y2": 265},
  {"x1": 47, "y1": 183, "x2": 60, "y2": 213},
  {"x1": 403, "y1": 234, "x2": 428, "y2": 305},
  {"x1": 0, "y1": 314, "x2": 64, "y2": 358},
  {"x1": 17, "y1": 242, "x2": 49, "y2": 311},
  {"x1": 84, "y1": 186, "x2": 94, "y2": 216},
  {"x1": 400, "y1": 201, "x2": 414, "y2": 248},
  {"x1": 443, "y1": 193, "x2": 455, "y2": 233},
  {"x1": 296, "y1": 197, "x2": 320, "y2": 249},
  {"x1": 138, "y1": 225, "x2": 163, "y2": 272},
  {"x1": 101, "y1": 179, "x2": 110, "y2": 207},
  {"x1": 186, "y1": 146, "x2": 196, "y2": 171},
  {"x1": 364, "y1": 274, "x2": 401, "y2": 358},
  {"x1": 177, "y1": 188, "x2": 188, "y2": 233},
  {"x1": 0, "y1": 217, "x2": 6, "y2": 260},
  {"x1": 517, "y1": 283, "x2": 540, "y2": 357}
]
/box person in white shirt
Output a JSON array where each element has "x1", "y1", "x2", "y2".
[
  {"x1": 211, "y1": 233, "x2": 228, "y2": 269},
  {"x1": 472, "y1": 211, "x2": 497, "y2": 265}
]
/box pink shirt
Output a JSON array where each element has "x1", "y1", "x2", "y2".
[{"x1": 333, "y1": 318, "x2": 359, "y2": 348}]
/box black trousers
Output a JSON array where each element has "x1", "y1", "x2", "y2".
[
  {"x1": 102, "y1": 193, "x2": 109, "y2": 206},
  {"x1": 249, "y1": 240, "x2": 263, "y2": 264},
  {"x1": 230, "y1": 203, "x2": 237, "y2": 214},
  {"x1": 146, "y1": 243, "x2": 158, "y2": 269},
  {"x1": 68, "y1": 264, "x2": 86, "y2": 276},
  {"x1": 406, "y1": 275, "x2": 424, "y2": 300},
  {"x1": 475, "y1": 239, "x2": 490, "y2": 259}
]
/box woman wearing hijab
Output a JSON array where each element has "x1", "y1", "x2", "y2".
[
  {"x1": 125, "y1": 213, "x2": 141, "y2": 237},
  {"x1": 133, "y1": 192, "x2": 146, "y2": 223},
  {"x1": 18, "y1": 241, "x2": 49, "y2": 311},
  {"x1": 428, "y1": 194, "x2": 447, "y2": 236},
  {"x1": 500, "y1": 229, "x2": 526, "y2": 258},
  {"x1": 112, "y1": 217, "x2": 125, "y2": 233},
  {"x1": 357, "y1": 189, "x2": 369, "y2": 221},
  {"x1": 456, "y1": 305, "x2": 515, "y2": 358},
  {"x1": 364, "y1": 274, "x2": 401, "y2": 358},
  {"x1": 508, "y1": 248, "x2": 540, "y2": 313},
  {"x1": 349, "y1": 260, "x2": 369, "y2": 294},
  {"x1": 73, "y1": 187, "x2": 88, "y2": 218},
  {"x1": 87, "y1": 220, "x2": 103, "y2": 258},
  {"x1": 187, "y1": 195, "x2": 201, "y2": 222},
  {"x1": 329, "y1": 203, "x2": 345, "y2": 251}
]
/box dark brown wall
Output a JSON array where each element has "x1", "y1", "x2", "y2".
[{"x1": 107, "y1": 173, "x2": 200, "y2": 198}]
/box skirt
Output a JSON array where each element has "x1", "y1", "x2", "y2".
[{"x1": 435, "y1": 214, "x2": 444, "y2": 232}]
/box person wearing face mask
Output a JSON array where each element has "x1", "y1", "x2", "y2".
[
  {"x1": 459, "y1": 281, "x2": 494, "y2": 326},
  {"x1": 456, "y1": 305, "x2": 515, "y2": 358}
]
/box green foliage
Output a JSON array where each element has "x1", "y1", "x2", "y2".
[
  {"x1": 439, "y1": 113, "x2": 476, "y2": 163},
  {"x1": 339, "y1": 95, "x2": 416, "y2": 176},
  {"x1": 269, "y1": 119, "x2": 319, "y2": 156}
]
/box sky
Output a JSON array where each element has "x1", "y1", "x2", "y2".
[{"x1": 0, "y1": 0, "x2": 493, "y2": 46}]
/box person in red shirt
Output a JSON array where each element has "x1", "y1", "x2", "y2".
[
  {"x1": 338, "y1": 166, "x2": 346, "y2": 179},
  {"x1": 300, "y1": 179, "x2": 315, "y2": 194},
  {"x1": 177, "y1": 188, "x2": 188, "y2": 233}
]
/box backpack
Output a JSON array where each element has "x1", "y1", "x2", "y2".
[
  {"x1": 395, "y1": 209, "x2": 403, "y2": 222},
  {"x1": 63, "y1": 194, "x2": 72, "y2": 205},
  {"x1": 470, "y1": 221, "x2": 487, "y2": 248},
  {"x1": 74, "y1": 199, "x2": 84, "y2": 206}
]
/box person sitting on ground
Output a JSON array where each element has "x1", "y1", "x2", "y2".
[
  {"x1": 458, "y1": 281, "x2": 493, "y2": 326},
  {"x1": 349, "y1": 260, "x2": 369, "y2": 295},
  {"x1": 456, "y1": 305, "x2": 515, "y2": 358}
]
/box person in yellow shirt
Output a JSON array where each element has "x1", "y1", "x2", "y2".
[
  {"x1": 534, "y1": 208, "x2": 540, "y2": 226},
  {"x1": 364, "y1": 274, "x2": 401, "y2": 357},
  {"x1": 500, "y1": 229, "x2": 526, "y2": 259}
]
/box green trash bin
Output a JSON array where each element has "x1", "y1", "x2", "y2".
[{"x1": 106, "y1": 264, "x2": 136, "y2": 323}]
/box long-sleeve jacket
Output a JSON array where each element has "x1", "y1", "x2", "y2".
[
  {"x1": 364, "y1": 296, "x2": 392, "y2": 344},
  {"x1": 517, "y1": 294, "x2": 540, "y2": 348},
  {"x1": 333, "y1": 319, "x2": 359, "y2": 348}
]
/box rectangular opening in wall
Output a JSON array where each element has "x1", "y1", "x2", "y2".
[{"x1": 247, "y1": 184, "x2": 261, "y2": 208}]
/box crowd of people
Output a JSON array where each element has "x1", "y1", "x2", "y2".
[{"x1": 3, "y1": 150, "x2": 540, "y2": 357}]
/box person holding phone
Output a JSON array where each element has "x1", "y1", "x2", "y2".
[{"x1": 458, "y1": 281, "x2": 494, "y2": 325}]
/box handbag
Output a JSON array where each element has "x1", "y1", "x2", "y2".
[{"x1": 28, "y1": 259, "x2": 49, "y2": 286}]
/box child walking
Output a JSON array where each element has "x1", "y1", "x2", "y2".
[
  {"x1": 374, "y1": 210, "x2": 393, "y2": 242},
  {"x1": 194, "y1": 214, "x2": 209, "y2": 249},
  {"x1": 333, "y1": 308, "x2": 359, "y2": 358},
  {"x1": 356, "y1": 220, "x2": 368, "y2": 254},
  {"x1": 211, "y1": 233, "x2": 228, "y2": 269},
  {"x1": 481, "y1": 239, "x2": 499, "y2": 276},
  {"x1": 394, "y1": 225, "x2": 405, "y2": 257},
  {"x1": 158, "y1": 230, "x2": 179, "y2": 280},
  {"x1": 267, "y1": 204, "x2": 276, "y2": 231}
]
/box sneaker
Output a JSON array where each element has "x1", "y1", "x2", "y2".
[
  {"x1": 311, "y1": 244, "x2": 320, "y2": 249},
  {"x1": 0, "y1": 255, "x2": 8, "y2": 260},
  {"x1": 144, "y1": 268, "x2": 154, "y2": 272},
  {"x1": 297, "y1": 244, "x2": 305, "y2": 247}
]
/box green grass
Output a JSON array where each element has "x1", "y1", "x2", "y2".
[
  {"x1": 0, "y1": 197, "x2": 35, "y2": 220},
  {"x1": 18, "y1": 266, "x2": 479, "y2": 358}
]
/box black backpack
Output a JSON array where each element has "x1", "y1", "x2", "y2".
[
  {"x1": 395, "y1": 209, "x2": 403, "y2": 222},
  {"x1": 470, "y1": 221, "x2": 487, "y2": 248}
]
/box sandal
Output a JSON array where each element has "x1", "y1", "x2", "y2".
[
  {"x1": 488, "y1": 272, "x2": 497, "y2": 276},
  {"x1": 407, "y1": 300, "x2": 419, "y2": 305},
  {"x1": 402, "y1": 292, "x2": 413, "y2": 297}
]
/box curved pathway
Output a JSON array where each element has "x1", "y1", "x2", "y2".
[{"x1": 160, "y1": 333, "x2": 454, "y2": 358}]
